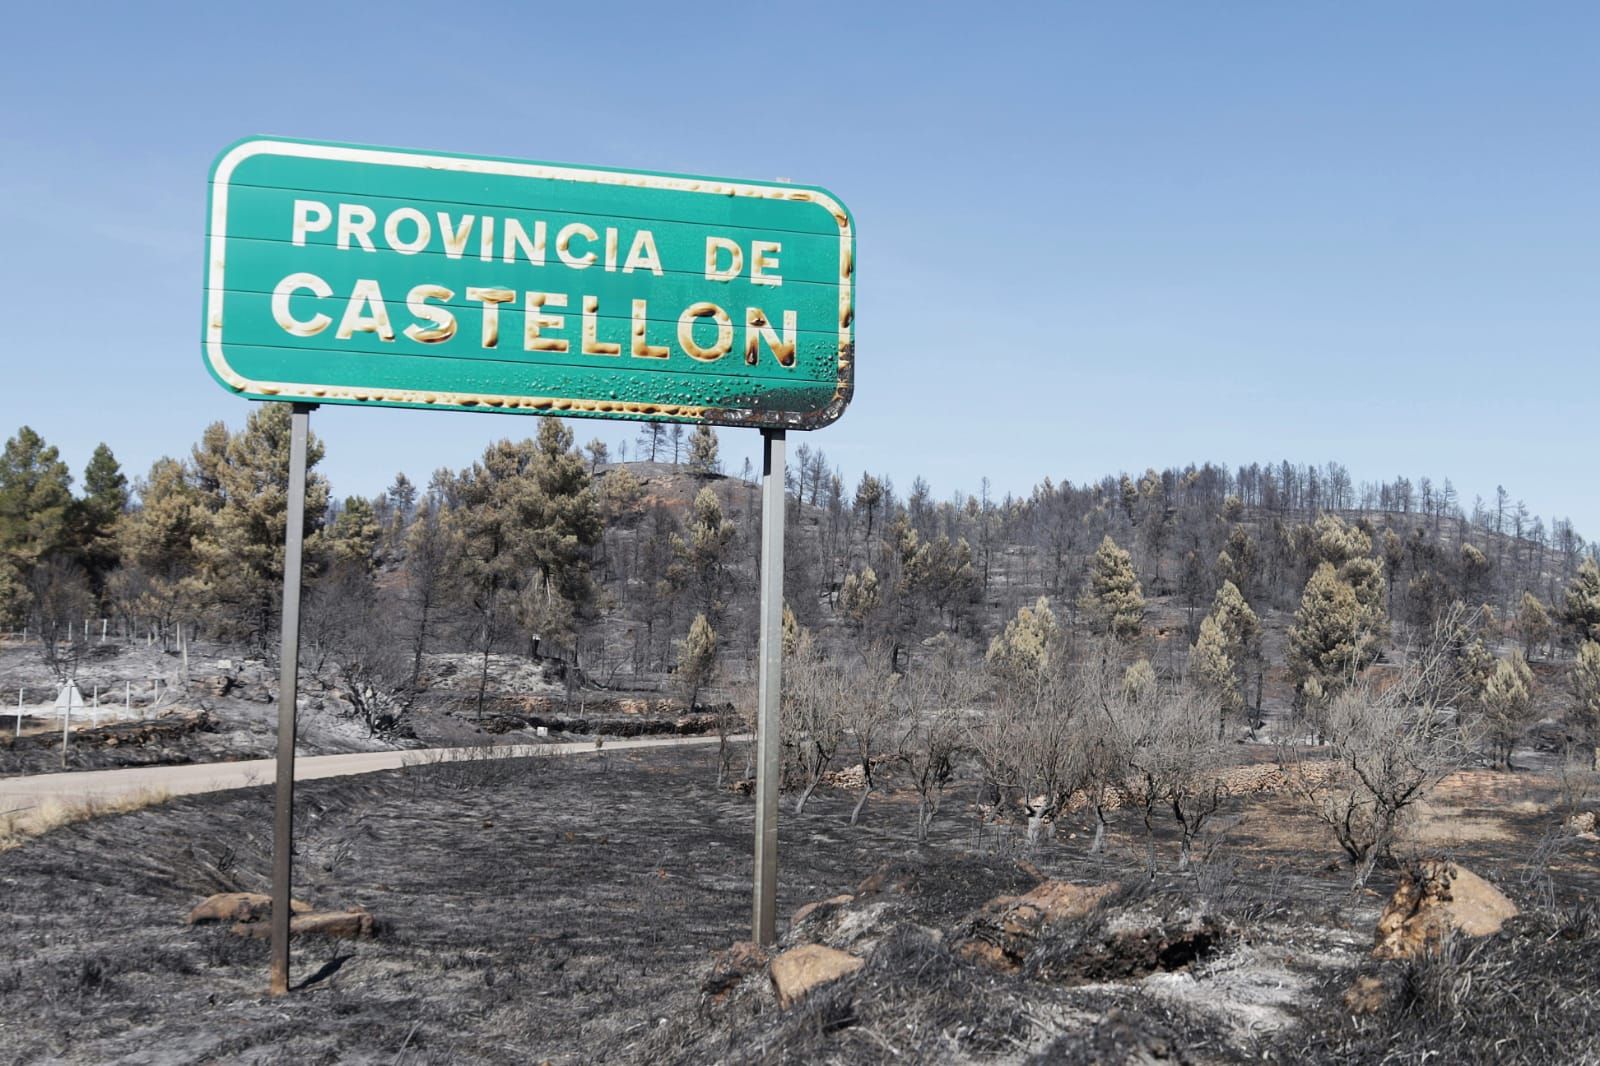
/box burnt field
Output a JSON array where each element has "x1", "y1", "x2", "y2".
[{"x1": 1, "y1": 746, "x2": 1597, "y2": 1065}]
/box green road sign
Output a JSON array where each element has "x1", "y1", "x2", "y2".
[{"x1": 204, "y1": 138, "x2": 854, "y2": 428}]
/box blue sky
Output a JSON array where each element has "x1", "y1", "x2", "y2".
[{"x1": 2, "y1": 3, "x2": 1595, "y2": 537}]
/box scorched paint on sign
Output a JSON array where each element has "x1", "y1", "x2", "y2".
[{"x1": 203, "y1": 138, "x2": 855, "y2": 428}]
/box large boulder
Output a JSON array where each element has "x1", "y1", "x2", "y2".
[
  {"x1": 187, "y1": 892, "x2": 310, "y2": 925},
  {"x1": 769, "y1": 944, "x2": 864, "y2": 1009},
  {"x1": 1372, "y1": 861, "x2": 1518, "y2": 960}
]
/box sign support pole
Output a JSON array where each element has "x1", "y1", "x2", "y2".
[
  {"x1": 270, "y1": 402, "x2": 314, "y2": 996},
  {"x1": 752, "y1": 428, "x2": 786, "y2": 946}
]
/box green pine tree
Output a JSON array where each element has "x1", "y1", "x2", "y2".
[
  {"x1": 677, "y1": 612, "x2": 717, "y2": 709},
  {"x1": 986, "y1": 595, "x2": 1059, "y2": 699},
  {"x1": 192, "y1": 405, "x2": 330, "y2": 645},
  {"x1": 686, "y1": 425, "x2": 720, "y2": 475},
  {"x1": 1564, "y1": 559, "x2": 1600, "y2": 645},
  {"x1": 1079, "y1": 536, "x2": 1145, "y2": 641},
  {"x1": 1570, "y1": 641, "x2": 1600, "y2": 761},
  {"x1": 328, "y1": 496, "x2": 382, "y2": 573},
  {"x1": 1288, "y1": 562, "x2": 1379, "y2": 701},
  {"x1": 0, "y1": 427, "x2": 75, "y2": 625}
]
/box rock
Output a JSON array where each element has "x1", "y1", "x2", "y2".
[
  {"x1": 187, "y1": 892, "x2": 310, "y2": 925},
  {"x1": 232, "y1": 907, "x2": 375, "y2": 940},
  {"x1": 769, "y1": 944, "x2": 864, "y2": 1009},
  {"x1": 1343, "y1": 974, "x2": 1388, "y2": 1016},
  {"x1": 822, "y1": 764, "x2": 867, "y2": 789},
  {"x1": 960, "y1": 880, "x2": 1118, "y2": 959},
  {"x1": 701, "y1": 940, "x2": 768, "y2": 1004},
  {"x1": 959, "y1": 884, "x2": 1221, "y2": 981},
  {"x1": 1563, "y1": 810, "x2": 1598, "y2": 835},
  {"x1": 1002, "y1": 880, "x2": 1118, "y2": 931},
  {"x1": 958, "y1": 938, "x2": 1016, "y2": 972},
  {"x1": 1372, "y1": 861, "x2": 1518, "y2": 960},
  {"x1": 792, "y1": 894, "x2": 854, "y2": 929},
  {"x1": 856, "y1": 862, "x2": 918, "y2": 897}
]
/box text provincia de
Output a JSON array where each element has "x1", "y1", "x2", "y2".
[{"x1": 263, "y1": 199, "x2": 806, "y2": 367}]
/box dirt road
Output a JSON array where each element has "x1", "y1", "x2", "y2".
[{"x1": 0, "y1": 735, "x2": 724, "y2": 816}]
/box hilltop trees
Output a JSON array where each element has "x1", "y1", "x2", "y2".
[
  {"x1": 668, "y1": 487, "x2": 736, "y2": 625},
  {"x1": 686, "y1": 425, "x2": 720, "y2": 475},
  {"x1": 1517, "y1": 592, "x2": 1553, "y2": 659},
  {"x1": 1570, "y1": 641, "x2": 1600, "y2": 763},
  {"x1": 883, "y1": 518, "x2": 980, "y2": 656},
  {"x1": 985, "y1": 595, "x2": 1060, "y2": 704},
  {"x1": 1565, "y1": 559, "x2": 1600, "y2": 646},
  {"x1": 1189, "y1": 580, "x2": 1262, "y2": 736},
  {"x1": 8, "y1": 406, "x2": 1600, "y2": 835},
  {"x1": 837, "y1": 566, "x2": 881, "y2": 633},
  {"x1": 1079, "y1": 536, "x2": 1144, "y2": 641},
  {"x1": 1289, "y1": 565, "x2": 1370, "y2": 704},
  {"x1": 1287, "y1": 519, "x2": 1389, "y2": 706}
]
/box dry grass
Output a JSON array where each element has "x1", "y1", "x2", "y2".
[{"x1": 0, "y1": 786, "x2": 174, "y2": 852}]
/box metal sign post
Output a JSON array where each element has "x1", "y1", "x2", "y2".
[
  {"x1": 202, "y1": 136, "x2": 855, "y2": 988},
  {"x1": 270, "y1": 402, "x2": 314, "y2": 996},
  {"x1": 752, "y1": 429, "x2": 786, "y2": 946}
]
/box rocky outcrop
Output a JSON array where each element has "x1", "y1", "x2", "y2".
[
  {"x1": 769, "y1": 944, "x2": 864, "y2": 1009},
  {"x1": 1372, "y1": 861, "x2": 1518, "y2": 960}
]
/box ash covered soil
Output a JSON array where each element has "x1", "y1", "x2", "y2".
[
  {"x1": 0, "y1": 640, "x2": 715, "y2": 777},
  {"x1": 2, "y1": 747, "x2": 1598, "y2": 1065}
]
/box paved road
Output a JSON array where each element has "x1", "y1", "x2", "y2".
[{"x1": 0, "y1": 735, "x2": 723, "y2": 817}]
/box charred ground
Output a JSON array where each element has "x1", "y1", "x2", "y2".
[{"x1": 1, "y1": 745, "x2": 1595, "y2": 1065}]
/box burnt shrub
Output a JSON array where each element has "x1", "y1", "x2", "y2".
[{"x1": 1291, "y1": 904, "x2": 1600, "y2": 1065}]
